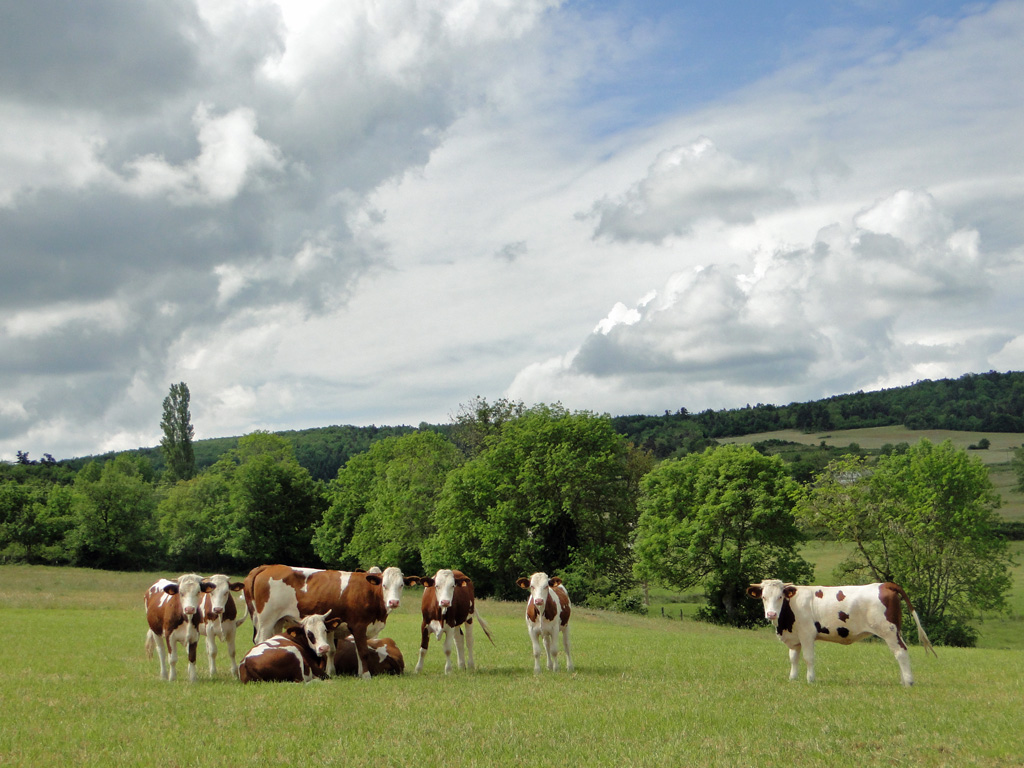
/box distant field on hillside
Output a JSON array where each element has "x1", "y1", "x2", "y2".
[{"x1": 723, "y1": 426, "x2": 1024, "y2": 521}]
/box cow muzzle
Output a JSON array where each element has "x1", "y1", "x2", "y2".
[{"x1": 765, "y1": 610, "x2": 778, "y2": 620}]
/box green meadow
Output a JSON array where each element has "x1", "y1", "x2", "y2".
[{"x1": 1, "y1": 564, "x2": 1023, "y2": 767}]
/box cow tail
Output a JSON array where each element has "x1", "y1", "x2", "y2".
[
  {"x1": 475, "y1": 611, "x2": 496, "y2": 646},
  {"x1": 897, "y1": 585, "x2": 937, "y2": 658},
  {"x1": 145, "y1": 630, "x2": 156, "y2": 659},
  {"x1": 243, "y1": 564, "x2": 269, "y2": 643}
]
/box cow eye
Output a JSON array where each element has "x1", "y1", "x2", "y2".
[{"x1": 307, "y1": 632, "x2": 315, "y2": 644}]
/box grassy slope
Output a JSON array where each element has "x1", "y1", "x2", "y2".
[{"x1": 1, "y1": 566, "x2": 1022, "y2": 768}]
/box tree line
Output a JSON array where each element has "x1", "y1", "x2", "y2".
[{"x1": 4, "y1": 385, "x2": 1016, "y2": 647}]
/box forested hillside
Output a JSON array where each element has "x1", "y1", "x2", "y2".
[{"x1": 51, "y1": 370, "x2": 1024, "y2": 478}]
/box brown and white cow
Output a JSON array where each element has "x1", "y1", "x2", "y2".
[
  {"x1": 516, "y1": 572, "x2": 574, "y2": 674},
  {"x1": 198, "y1": 574, "x2": 247, "y2": 679},
  {"x1": 243, "y1": 564, "x2": 419, "y2": 678},
  {"x1": 238, "y1": 612, "x2": 342, "y2": 684},
  {"x1": 746, "y1": 579, "x2": 936, "y2": 685},
  {"x1": 335, "y1": 636, "x2": 405, "y2": 676},
  {"x1": 144, "y1": 574, "x2": 215, "y2": 682},
  {"x1": 414, "y1": 569, "x2": 494, "y2": 674}
]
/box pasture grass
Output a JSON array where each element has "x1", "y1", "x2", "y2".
[{"x1": 1, "y1": 568, "x2": 1023, "y2": 767}]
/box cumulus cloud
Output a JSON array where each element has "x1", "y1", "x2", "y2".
[
  {"x1": 509, "y1": 189, "x2": 1001, "y2": 412},
  {"x1": 583, "y1": 138, "x2": 796, "y2": 243}
]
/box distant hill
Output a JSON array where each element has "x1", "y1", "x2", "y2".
[{"x1": 60, "y1": 370, "x2": 1024, "y2": 480}]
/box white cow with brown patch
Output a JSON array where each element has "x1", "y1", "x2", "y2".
[
  {"x1": 198, "y1": 574, "x2": 247, "y2": 678},
  {"x1": 238, "y1": 612, "x2": 342, "y2": 684},
  {"x1": 144, "y1": 574, "x2": 215, "y2": 682},
  {"x1": 746, "y1": 579, "x2": 936, "y2": 685},
  {"x1": 517, "y1": 572, "x2": 574, "y2": 674}
]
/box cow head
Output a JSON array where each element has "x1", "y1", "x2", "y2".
[
  {"x1": 282, "y1": 611, "x2": 343, "y2": 658},
  {"x1": 363, "y1": 566, "x2": 421, "y2": 613},
  {"x1": 747, "y1": 579, "x2": 797, "y2": 621},
  {"x1": 422, "y1": 569, "x2": 470, "y2": 615},
  {"x1": 203, "y1": 574, "x2": 244, "y2": 617},
  {"x1": 163, "y1": 573, "x2": 215, "y2": 616},
  {"x1": 517, "y1": 572, "x2": 561, "y2": 610}
]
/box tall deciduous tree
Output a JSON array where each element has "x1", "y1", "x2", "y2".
[
  {"x1": 633, "y1": 444, "x2": 813, "y2": 627},
  {"x1": 221, "y1": 432, "x2": 323, "y2": 565},
  {"x1": 798, "y1": 439, "x2": 1012, "y2": 645},
  {"x1": 422, "y1": 405, "x2": 641, "y2": 601},
  {"x1": 160, "y1": 382, "x2": 196, "y2": 481},
  {"x1": 68, "y1": 454, "x2": 159, "y2": 569}
]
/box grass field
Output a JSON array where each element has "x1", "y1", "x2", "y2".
[{"x1": 1, "y1": 566, "x2": 1023, "y2": 767}]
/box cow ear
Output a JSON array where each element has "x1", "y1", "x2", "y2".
[
  {"x1": 201, "y1": 581, "x2": 217, "y2": 593},
  {"x1": 516, "y1": 578, "x2": 530, "y2": 589},
  {"x1": 455, "y1": 578, "x2": 471, "y2": 587},
  {"x1": 421, "y1": 577, "x2": 436, "y2": 588},
  {"x1": 364, "y1": 573, "x2": 383, "y2": 586},
  {"x1": 548, "y1": 577, "x2": 563, "y2": 587},
  {"x1": 163, "y1": 583, "x2": 180, "y2": 595},
  {"x1": 745, "y1": 586, "x2": 763, "y2": 599},
  {"x1": 284, "y1": 626, "x2": 302, "y2": 642},
  {"x1": 783, "y1": 585, "x2": 798, "y2": 599},
  {"x1": 230, "y1": 582, "x2": 244, "y2": 592},
  {"x1": 404, "y1": 576, "x2": 422, "y2": 586},
  {"x1": 325, "y1": 617, "x2": 344, "y2": 630}
]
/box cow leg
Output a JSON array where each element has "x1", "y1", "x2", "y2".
[
  {"x1": 205, "y1": 625, "x2": 218, "y2": 677},
  {"x1": 561, "y1": 624, "x2": 574, "y2": 672},
  {"x1": 442, "y1": 626, "x2": 455, "y2": 674},
  {"x1": 545, "y1": 629, "x2": 558, "y2": 671},
  {"x1": 150, "y1": 630, "x2": 170, "y2": 680},
  {"x1": 415, "y1": 624, "x2": 430, "y2": 673},
  {"x1": 166, "y1": 638, "x2": 178, "y2": 682},
  {"x1": 801, "y1": 642, "x2": 816, "y2": 683},
  {"x1": 224, "y1": 624, "x2": 239, "y2": 679},
  {"x1": 453, "y1": 625, "x2": 468, "y2": 670},
  {"x1": 881, "y1": 630, "x2": 915, "y2": 685},
  {"x1": 351, "y1": 628, "x2": 372, "y2": 680},
  {"x1": 788, "y1": 646, "x2": 802, "y2": 681},
  {"x1": 187, "y1": 639, "x2": 199, "y2": 683},
  {"x1": 528, "y1": 624, "x2": 544, "y2": 674}
]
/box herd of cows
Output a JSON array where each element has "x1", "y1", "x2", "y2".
[
  {"x1": 144, "y1": 566, "x2": 575, "y2": 684},
  {"x1": 144, "y1": 565, "x2": 935, "y2": 686}
]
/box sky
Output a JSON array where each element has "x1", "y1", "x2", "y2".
[{"x1": 2, "y1": 0, "x2": 1023, "y2": 462}]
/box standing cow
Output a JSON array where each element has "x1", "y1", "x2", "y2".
[
  {"x1": 198, "y1": 574, "x2": 247, "y2": 678},
  {"x1": 415, "y1": 569, "x2": 494, "y2": 674},
  {"x1": 746, "y1": 579, "x2": 936, "y2": 685},
  {"x1": 144, "y1": 574, "x2": 215, "y2": 682},
  {"x1": 244, "y1": 565, "x2": 419, "y2": 678},
  {"x1": 517, "y1": 572, "x2": 574, "y2": 674},
  {"x1": 238, "y1": 612, "x2": 341, "y2": 684}
]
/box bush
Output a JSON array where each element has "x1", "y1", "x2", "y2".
[{"x1": 908, "y1": 614, "x2": 978, "y2": 648}]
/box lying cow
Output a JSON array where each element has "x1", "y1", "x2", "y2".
[
  {"x1": 517, "y1": 572, "x2": 574, "y2": 674},
  {"x1": 238, "y1": 612, "x2": 341, "y2": 684},
  {"x1": 198, "y1": 574, "x2": 247, "y2": 678},
  {"x1": 144, "y1": 574, "x2": 215, "y2": 682},
  {"x1": 335, "y1": 636, "x2": 404, "y2": 676},
  {"x1": 746, "y1": 579, "x2": 936, "y2": 685},
  {"x1": 415, "y1": 569, "x2": 494, "y2": 674}
]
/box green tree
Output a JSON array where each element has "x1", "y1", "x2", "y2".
[
  {"x1": 156, "y1": 469, "x2": 233, "y2": 571},
  {"x1": 160, "y1": 381, "x2": 196, "y2": 481},
  {"x1": 313, "y1": 430, "x2": 463, "y2": 573},
  {"x1": 422, "y1": 405, "x2": 640, "y2": 602},
  {"x1": 0, "y1": 482, "x2": 72, "y2": 562},
  {"x1": 799, "y1": 439, "x2": 1013, "y2": 645},
  {"x1": 633, "y1": 444, "x2": 813, "y2": 627},
  {"x1": 449, "y1": 396, "x2": 526, "y2": 457},
  {"x1": 68, "y1": 454, "x2": 159, "y2": 569},
  {"x1": 221, "y1": 432, "x2": 324, "y2": 565}
]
